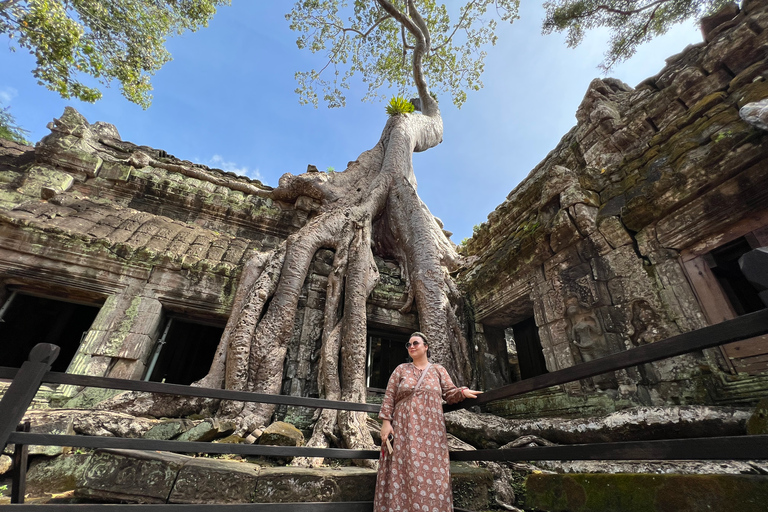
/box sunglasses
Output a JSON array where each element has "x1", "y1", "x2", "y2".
[{"x1": 405, "y1": 341, "x2": 423, "y2": 348}]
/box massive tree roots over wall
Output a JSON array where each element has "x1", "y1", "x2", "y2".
[{"x1": 196, "y1": 104, "x2": 471, "y2": 466}]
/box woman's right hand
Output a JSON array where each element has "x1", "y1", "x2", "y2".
[{"x1": 380, "y1": 420, "x2": 393, "y2": 445}]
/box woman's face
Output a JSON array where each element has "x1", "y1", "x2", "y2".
[{"x1": 407, "y1": 335, "x2": 428, "y2": 359}]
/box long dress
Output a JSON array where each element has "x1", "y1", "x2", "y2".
[{"x1": 374, "y1": 362, "x2": 465, "y2": 512}]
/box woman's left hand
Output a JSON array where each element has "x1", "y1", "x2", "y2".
[{"x1": 461, "y1": 388, "x2": 482, "y2": 399}]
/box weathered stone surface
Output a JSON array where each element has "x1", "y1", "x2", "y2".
[
  {"x1": 740, "y1": 98, "x2": 768, "y2": 131},
  {"x1": 77, "y1": 449, "x2": 190, "y2": 503},
  {"x1": 176, "y1": 418, "x2": 236, "y2": 443},
  {"x1": 142, "y1": 419, "x2": 195, "y2": 440},
  {"x1": 526, "y1": 473, "x2": 768, "y2": 512},
  {"x1": 258, "y1": 421, "x2": 305, "y2": 447},
  {"x1": 451, "y1": 463, "x2": 494, "y2": 511},
  {"x1": 169, "y1": 457, "x2": 260, "y2": 504},
  {"x1": 747, "y1": 398, "x2": 768, "y2": 435},
  {"x1": 0, "y1": 454, "x2": 12, "y2": 475},
  {"x1": 70, "y1": 448, "x2": 491, "y2": 507},
  {"x1": 532, "y1": 459, "x2": 768, "y2": 475},
  {"x1": 26, "y1": 453, "x2": 91, "y2": 497},
  {"x1": 24, "y1": 409, "x2": 158, "y2": 439},
  {"x1": 445, "y1": 406, "x2": 750, "y2": 447}
]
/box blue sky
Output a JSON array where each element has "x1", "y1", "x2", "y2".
[{"x1": 0, "y1": 2, "x2": 704, "y2": 242}]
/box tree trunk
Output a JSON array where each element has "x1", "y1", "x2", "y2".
[
  {"x1": 185, "y1": 104, "x2": 471, "y2": 465},
  {"x1": 120, "y1": 0, "x2": 472, "y2": 467}
]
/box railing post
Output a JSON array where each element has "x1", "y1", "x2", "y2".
[
  {"x1": 10, "y1": 421, "x2": 30, "y2": 504},
  {"x1": 0, "y1": 343, "x2": 59, "y2": 449}
]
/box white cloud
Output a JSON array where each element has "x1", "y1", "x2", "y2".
[
  {"x1": 0, "y1": 87, "x2": 18, "y2": 105},
  {"x1": 203, "y1": 154, "x2": 265, "y2": 183}
]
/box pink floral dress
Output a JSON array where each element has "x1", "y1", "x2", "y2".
[{"x1": 374, "y1": 363, "x2": 466, "y2": 512}]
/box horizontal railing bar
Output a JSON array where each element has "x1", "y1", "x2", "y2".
[
  {"x1": 0, "y1": 503, "x2": 375, "y2": 511},
  {"x1": 449, "y1": 434, "x2": 768, "y2": 461},
  {"x1": 447, "y1": 308, "x2": 768, "y2": 410},
  {"x1": 7, "y1": 432, "x2": 381, "y2": 459},
  {"x1": 12, "y1": 432, "x2": 766, "y2": 463},
  {"x1": 0, "y1": 369, "x2": 381, "y2": 414}
]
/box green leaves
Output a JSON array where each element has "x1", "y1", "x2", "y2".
[
  {"x1": 0, "y1": 103, "x2": 31, "y2": 145},
  {"x1": 287, "y1": 0, "x2": 520, "y2": 109},
  {"x1": 542, "y1": 0, "x2": 731, "y2": 71},
  {"x1": 0, "y1": 0, "x2": 229, "y2": 108}
]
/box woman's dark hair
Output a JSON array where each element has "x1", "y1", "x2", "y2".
[{"x1": 410, "y1": 331, "x2": 431, "y2": 358}]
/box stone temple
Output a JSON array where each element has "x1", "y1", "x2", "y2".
[{"x1": 1, "y1": 1, "x2": 767, "y2": 509}]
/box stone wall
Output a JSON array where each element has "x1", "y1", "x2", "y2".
[
  {"x1": 460, "y1": 0, "x2": 768, "y2": 417},
  {"x1": 0, "y1": 107, "x2": 415, "y2": 409}
]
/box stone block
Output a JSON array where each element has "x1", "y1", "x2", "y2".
[
  {"x1": 107, "y1": 358, "x2": 146, "y2": 380},
  {"x1": 258, "y1": 421, "x2": 305, "y2": 447},
  {"x1": 253, "y1": 467, "x2": 343, "y2": 502},
  {"x1": 17, "y1": 165, "x2": 75, "y2": 198},
  {"x1": 26, "y1": 453, "x2": 91, "y2": 496},
  {"x1": 117, "y1": 333, "x2": 153, "y2": 360},
  {"x1": 450, "y1": 462, "x2": 493, "y2": 511},
  {"x1": 77, "y1": 449, "x2": 191, "y2": 503},
  {"x1": 526, "y1": 473, "x2": 768, "y2": 512},
  {"x1": 99, "y1": 160, "x2": 131, "y2": 181},
  {"x1": 553, "y1": 341, "x2": 577, "y2": 370},
  {"x1": 549, "y1": 209, "x2": 581, "y2": 253},
  {"x1": 38, "y1": 148, "x2": 103, "y2": 177},
  {"x1": 747, "y1": 398, "x2": 768, "y2": 435},
  {"x1": 169, "y1": 458, "x2": 261, "y2": 504},
  {"x1": 0, "y1": 454, "x2": 11, "y2": 475},
  {"x1": 176, "y1": 418, "x2": 237, "y2": 443},
  {"x1": 142, "y1": 419, "x2": 195, "y2": 440}
]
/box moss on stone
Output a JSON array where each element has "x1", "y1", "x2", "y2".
[
  {"x1": 747, "y1": 398, "x2": 768, "y2": 435},
  {"x1": 527, "y1": 473, "x2": 768, "y2": 512}
]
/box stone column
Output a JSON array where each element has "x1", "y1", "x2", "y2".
[{"x1": 61, "y1": 288, "x2": 164, "y2": 396}]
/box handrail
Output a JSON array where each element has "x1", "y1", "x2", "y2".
[
  {"x1": 0, "y1": 368, "x2": 381, "y2": 414},
  {"x1": 8, "y1": 431, "x2": 767, "y2": 462},
  {"x1": 6, "y1": 432, "x2": 380, "y2": 459}
]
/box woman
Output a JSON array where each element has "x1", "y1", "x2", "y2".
[{"x1": 374, "y1": 332, "x2": 481, "y2": 512}]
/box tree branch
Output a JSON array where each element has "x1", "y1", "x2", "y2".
[
  {"x1": 432, "y1": 0, "x2": 480, "y2": 52},
  {"x1": 591, "y1": 0, "x2": 670, "y2": 17}
]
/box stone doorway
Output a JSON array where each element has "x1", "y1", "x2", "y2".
[
  {"x1": 511, "y1": 316, "x2": 548, "y2": 380},
  {"x1": 683, "y1": 228, "x2": 768, "y2": 376},
  {"x1": 0, "y1": 291, "x2": 101, "y2": 372},
  {"x1": 366, "y1": 330, "x2": 410, "y2": 391},
  {"x1": 144, "y1": 317, "x2": 224, "y2": 385}
]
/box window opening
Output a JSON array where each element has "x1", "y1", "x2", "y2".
[
  {"x1": 0, "y1": 291, "x2": 101, "y2": 372},
  {"x1": 706, "y1": 237, "x2": 765, "y2": 316},
  {"x1": 511, "y1": 316, "x2": 548, "y2": 380},
  {"x1": 366, "y1": 330, "x2": 410, "y2": 390},
  {"x1": 144, "y1": 317, "x2": 224, "y2": 385}
]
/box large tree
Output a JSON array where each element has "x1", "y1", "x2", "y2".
[
  {"x1": 0, "y1": 0, "x2": 228, "y2": 108},
  {"x1": 151, "y1": 0, "x2": 517, "y2": 467},
  {"x1": 543, "y1": 0, "x2": 732, "y2": 71}
]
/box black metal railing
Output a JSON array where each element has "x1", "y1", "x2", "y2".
[{"x1": 2, "y1": 308, "x2": 768, "y2": 510}]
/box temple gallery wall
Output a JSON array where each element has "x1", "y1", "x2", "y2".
[{"x1": 1, "y1": 0, "x2": 768, "y2": 424}]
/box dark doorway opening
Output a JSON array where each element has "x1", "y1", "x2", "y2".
[
  {"x1": 0, "y1": 292, "x2": 101, "y2": 372},
  {"x1": 511, "y1": 316, "x2": 548, "y2": 380},
  {"x1": 145, "y1": 317, "x2": 224, "y2": 385},
  {"x1": 707, "y1": 237, "x2": 765, "y2": 316},
  {"x1": 366, "y1": 330, "x2": 410, "y2": 390}
]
